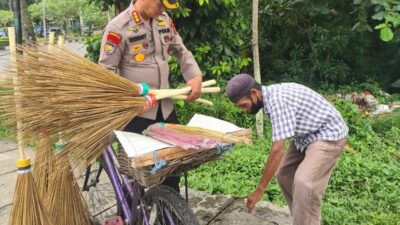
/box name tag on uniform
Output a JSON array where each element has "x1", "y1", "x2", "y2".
[
  {"x1": 158, "y1": 28, "x2": 171, "y2": 34},
  {"x1": 129, "y1": 34, "x2": 146, "y2": 43}
]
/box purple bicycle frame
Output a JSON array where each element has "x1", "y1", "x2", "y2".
[{"x1": 101, "y1": 145, "x2": 176, "y2": 225}]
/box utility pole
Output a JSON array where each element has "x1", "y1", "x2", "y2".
[
  {"x1": 42, "y1": 0, "x2": 46, "y2": 38},
  {"x1": 252, "y1": 0, "x2": 264, "y2": 138},
  {"x1": 12, "y1": 0, "x2": 22, "y2": 44}
]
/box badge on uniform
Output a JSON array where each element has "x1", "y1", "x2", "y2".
[
  {"x1": 104, "y1": 43, "x2": 115, "y2": 55},
  {"x1": 128, "y1": 25, "x2": 141, "y2": 33},
  {"x1": 131, "y1": 43, "x2": 142, "y2": 52},
  {"x1": 143, "y1": 42, "x2": 149, "y2": 49},
  {"x1": 132, "y1": 11, "x2": 142, "y2": 24},
  {"x1": 170, "y1": 19, "x2": 177, "y2": 34},
  {"x1": 156, "y1": 16, "x2": 166, "y2": 26},
  {"x1": 134, "y1": 53, "x2": 145, "y2": 62},
  {"x1": 105, "y1": 31, "x2": 122, "y2": 55},
  {"x1": 164, "y1": 35, "x2": 173, "y2": 43}
]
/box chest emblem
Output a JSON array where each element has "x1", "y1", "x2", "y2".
[
  {"x1": 134, "y1": 52, "x2": 145, "y2": 62},
  {"x1": 131, "y1": 44, "x2": 142, "y2": 52}
]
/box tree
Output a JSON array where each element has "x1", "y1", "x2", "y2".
[
  {"x1": 0, "y1": 10, "x2": 13, "y2": 27},
  {"x1": 252, "y1": 0, "x2": 263, "y2": 137},
  {"x1": 20, "y1": 0, "x2": 36, "y2": 42}
]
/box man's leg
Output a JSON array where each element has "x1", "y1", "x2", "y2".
[
  {"x1": 275, "y1": 141, "x2": 305, "y2": 212},
  {"x1": 291, "y1": 137, "x2": 347, "y2": 225}
]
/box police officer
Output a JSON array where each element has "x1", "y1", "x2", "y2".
[{"x1": 99, "y1": 0, "x2": 203, "y2": 191}]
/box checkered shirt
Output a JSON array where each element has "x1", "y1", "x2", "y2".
[{"x1": 262, "y1": 83, "x2": 348, "y2": 151}]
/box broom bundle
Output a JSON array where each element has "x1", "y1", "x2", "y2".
[
  {"x1": 0, "y1": 44, "x2": 220, "y2": 168},
  {"x1": 45, "y1": 143, "x2": 92, "y2": 225},
  {"x1": 162, "y1": 123, "x2": 252, "y2": 145},
  {"x1": 9, "y1": 159, "x2": 54, "y2": 225},
  {"x1": 32, "y1": 134, "x2": 54, "y2": 199}
]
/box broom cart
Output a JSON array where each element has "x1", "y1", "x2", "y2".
[
  {"x1": 0, "y1": 41, "x2": 251, "y2": 225},
  {"x1": 79, "y1": 102, "x2": 252, "y2": 225},
  {"x1": 80, "y1": 121, "x2": 251, "y2": 225}
]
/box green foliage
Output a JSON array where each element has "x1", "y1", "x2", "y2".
[
  {"x1": 175, "y1": 94, "x2": 256, "y2": 129},
  {"x1": 29, "y1": 0, "x2": 108, "y2": 32},
  {"x1": 258, "y1": 0, "x2": 400, "y2": 90},
  {"x1": 0, "y1": 10, "x2": 13, "y2": 27},
  {"x1": 370, "y1": 0, "x2": 400, "y2": 42},
  {"x1": 167, "y1": 0, "x2": 251, "y2": 81},
  {"x1": 186, "y1": 97, "x2": 400, "y2": 225},
  {"x1": 369, "y1": 110, "x2": 400, "y2": 134},
  {"x1": 0, "y1": 117, "x2": 12, "y2": 140},
  {"x1": 0, "y1": 37, "x2": 9, "y2": 47},
  {"x1": 85, "y1": 34, "x2": 102, "y2": 62}
]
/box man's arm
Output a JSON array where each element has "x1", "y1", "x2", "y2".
[{"x1": 246, "y1": 139, "x2": 285, "y2": 213}]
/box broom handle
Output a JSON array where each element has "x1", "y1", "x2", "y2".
[
  {"x1": 8, "y1": 27, "x2": 26, "y2": 160},
  {"x1": 151, "y1": 87, "x2": 220, "y2": 95},
  {"x1": 57, "y1": 35, "x2": 65, "y2": 48},
  {"x1": 154, "y1": 80, "x2": 219, "y2": 100},
  {"x1": 201, "y1": 80, "x2": 216, "y2": 87},
  {"x1": 172, "y1": 95, "x2": 213, "y2": 106},
  {"x1": 48, "y1": 32, "x2": 55, "y2": 45},
  {"x1": 57, "y1": 35, "x2": 65, "y2": 142}
]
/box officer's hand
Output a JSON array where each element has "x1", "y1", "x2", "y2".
[
  {"x1": 186, "y1": 75, "x2": 202, "y2": 102},
  {"x1": 246, "y1": 187, "x2": 264, "y2": 213}
]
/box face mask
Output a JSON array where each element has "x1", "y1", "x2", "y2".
[{"x1": 249, "y1": 96, "x2": 263, "y2": 115}]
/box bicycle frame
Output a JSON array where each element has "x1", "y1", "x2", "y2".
[{"x1": 101, "y1": 145, "x2": 177, "y2": 225}]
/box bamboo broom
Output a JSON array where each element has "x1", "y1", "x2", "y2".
[
  {"x1": 0, "y1": 44, "x2": 220, "y2": 169},
  {"x1": 164, "y1": 123, "x2": 252, "y2": 145},
  {"x1": 7, "y1": 27, "x2": 53, "y2": 225},
  {"x1": 32, "y1": 32, "x2": 57, "y2": 201},
  {"x1": 42, "y1": 36, "x2": 92, "y2": 225},
  {"x1": 45, "y1": 142, "x2": 92, "y2": 225}
]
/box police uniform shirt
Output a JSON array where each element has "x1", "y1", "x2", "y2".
[{"x1": 98, "y1": 2, "x2": 202, "y2": 120}]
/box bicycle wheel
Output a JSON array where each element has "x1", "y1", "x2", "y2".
[
  {"x1": 140, "y1": 185, "x2": 200, "y2": 225},
  {"x1": 77, "y1": 160, "x2": 119, "y2": 224}
]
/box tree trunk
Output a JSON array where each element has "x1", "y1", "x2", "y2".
[
  {"x1": 106, "y1": 10, "x2": 112, "y2": 22},
  {"x1": 20, "y1": 0, "x2": 36, "y2": 43},
  {"x1": 114, "y1": 0, "x2": 122, "y2": 15},
  {"x1": 252, "y1": 0, "x2": 263, "y2": 138},
  {"x1": 79, "y1": 8, "x2": 84, "y2": 35}
]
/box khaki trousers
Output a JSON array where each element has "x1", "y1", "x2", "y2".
[{"x1": 276, "y1": 137, "x2": 347, "y2": 225}]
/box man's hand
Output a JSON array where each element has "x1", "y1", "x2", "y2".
[
  {"x1": 185, "y1": 75, "x2": 202, "y2": 102},
  {"x1": 246, "y1": 187, "x2": 264, "y2": 213}
]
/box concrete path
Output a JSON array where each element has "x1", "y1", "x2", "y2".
[{"x1": 0, "y1": 140, "x2": 292, "y2": 224}]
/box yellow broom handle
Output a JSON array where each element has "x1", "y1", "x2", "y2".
[
  {"x1": 8, "y1": 27, "x2": 26, "y2": 160},
  {"x1": 49, "y1": 32, "x2": 55, "y2": 45},
  {"x1": 57, "y1": 35, "x2": 65, "y2": 142},
  {"x1": 57, "y1": 35, "x2": 65, "y2": 48}
]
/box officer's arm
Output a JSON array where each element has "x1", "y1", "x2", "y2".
[
  {"x1": 168, "y1": 19, "x2": 202, "y2": 100},
  {"x1": 98, "y1": 24, "x2": 125, "y2": 73}
]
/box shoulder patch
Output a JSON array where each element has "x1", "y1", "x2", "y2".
[
  {"x1": 106, "y1": 32, "x2": 122, "y2": 46},
  {"x1": 132, "y1": 11, "x2": 142, "y2": 24},
  {"x1": 169, "y1": 19, "x2": 177, "y2": 35}
]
